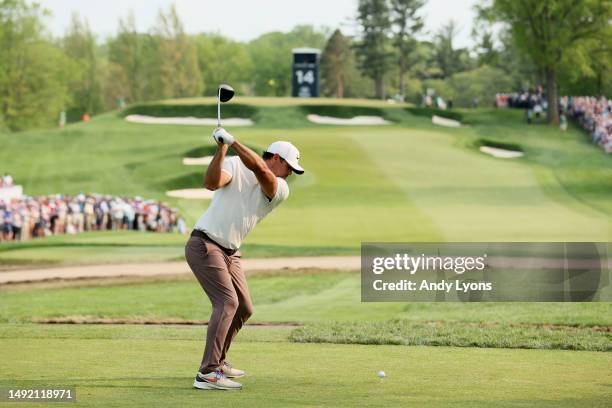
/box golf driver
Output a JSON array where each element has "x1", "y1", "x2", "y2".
[{"x1": 217, "y1": 84, "x2": 235, "y2": 128}]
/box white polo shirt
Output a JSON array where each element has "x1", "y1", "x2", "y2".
[{"x1": 194, "y1": 156, "x2": 289, "y2": 250}]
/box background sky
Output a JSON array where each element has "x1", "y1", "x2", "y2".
[{"x1": 38, "y1": 0, "x2": 479, "y2": 48}]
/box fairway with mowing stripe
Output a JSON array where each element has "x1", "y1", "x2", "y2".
[{"x1": 0, "y1": 104, "x2": 610, "y2": 266}]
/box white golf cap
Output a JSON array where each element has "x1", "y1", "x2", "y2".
[{"x1": 265, "y1": 141, "x2": 304, "y2": 174}]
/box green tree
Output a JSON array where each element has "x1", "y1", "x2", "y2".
[
  {"x1": 107, "y1": 12, "x2": 158, "y2": 103},
  {"x1": 482, "y1": 0, "x2": 612, "y2": 124},
  {"x1": 320, "y1": 29, "x2": 353, "y2": 98},
  {"x1": 447, "y1": 65, "x2": 512, "y2": 107},
  {"x1": 248, "y1": 25, "x2": 328, "y2": 96},
  {"x1": 62, "y1": 13, "x2": 103, "y2": 118},
  {"x1": 409, "y1": 40, "x2": 441, "y2": 80},
  {"x1": 556, "y1": 28, "x2": 612, "y2": 97},
  {"x1": 389, "y1": 0, "x2": 425, "y2": 100},
  {"x1": 355, "y1": 0, "x2": 392, "y2": 99},
  {"x1": 589, "y1": 46, "x2": 612, "y2": 97},
  {"x1": 102, "y1": 61, "x2": 130, "y2": 109},
  {"x1": 0, "y1": 0, "x2": 69, "y2": 130},
  {"x1": 151, "y1": 4, "x2": 202, "y2": 99},
  {"x1": 195, "y1": 33, "x2": 254, "y2": 96},
  {"x1": 432, "y1": 20, "x2": 473, "y2": 78},
  {"x1": 247, "y1": 32, "x2": 293, "y2": 96},
  {"x1": 471, "y1": 18, "x2": 500, "y2": 67},
  {"x1": 496, "y1": 31, "x2": 539, "y2": 91}
]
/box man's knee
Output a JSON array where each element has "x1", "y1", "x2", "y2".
[{"x1": 220, "y1": 296, "x2": 239, "y2": 317}]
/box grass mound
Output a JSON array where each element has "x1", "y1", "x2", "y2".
[
  {"x1": 120, "y1": 103, "x2": 258, "y2": 118},
  {"x1": 475, "y1": 138, "x2": 524, "y2": 152},
  {"x1": 299, "y1": 104, "x2": 389, "y2": 119},
  {"x1": 406, "y1": 107, "x2": 463, "y2": 122},
  {"x1": 289, "y1": 320, "x2": 611, "y2": 352}
]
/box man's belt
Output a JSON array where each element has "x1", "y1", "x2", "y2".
[{"x1": 191, "y1": 229, "x2": 238, "y2": 256}]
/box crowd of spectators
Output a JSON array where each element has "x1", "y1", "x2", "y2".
[
  {"x1": 0, "y1": 193, "x2": 186, "y2": 242},
  {"x1": 564, "y1": 96, "x2": 612, "y2": 153},
  {"x1": 495, "y1": 90, "x2": 612, "y2": 153},
  {"x1": 495, "y1": 87, "x2": 548, "y2": 123}
]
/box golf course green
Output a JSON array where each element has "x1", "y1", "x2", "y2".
[{"x1": 1, "y1": 98, "x2": 610, "y2": 406}]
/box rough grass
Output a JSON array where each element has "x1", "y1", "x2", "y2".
[{"x1": 289, "y1": 320, "x2": 611, "y2": 352}]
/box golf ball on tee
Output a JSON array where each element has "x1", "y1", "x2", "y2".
[{"x1": 377, "y1": 371, "x2": 386, "y2": 379}]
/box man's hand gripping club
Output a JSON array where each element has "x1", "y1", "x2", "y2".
[{"x1": 212, "y1": 127, "x2": 235, "y2": 145}]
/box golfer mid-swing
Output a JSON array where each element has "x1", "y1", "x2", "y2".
[{"x1": 186, "y1": 127, "x2": 304, "y2": 390}]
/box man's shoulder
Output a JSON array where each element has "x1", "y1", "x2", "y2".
[
  {"x1": 272, "y1": 177, "x2": 290, "y2": 203},
  {"x1": 277, "y1": 177, "x2": 289, "y2": 190}
]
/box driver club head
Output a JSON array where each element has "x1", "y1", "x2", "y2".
[{"x1": 218, "y1": 84, "x2": 235, "y2": 102}]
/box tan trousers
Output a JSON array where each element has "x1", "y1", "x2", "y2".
[{"x1": 185, "y1": 234, "x2": 253, "y2": 374}]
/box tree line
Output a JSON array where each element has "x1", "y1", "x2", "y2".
[
  {"x1": 339, "y1": 0, "x2": 611, "y2": 124},
  {"x1": 0, "y1": 0, "x2": 610, "y2": 131},
  {"x1": 0, "y1": 1, "x2": 330, "y2": 131}
]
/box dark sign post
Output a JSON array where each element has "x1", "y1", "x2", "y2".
[{"x1": 292, "y1": 48, "x2": 320, "y2": 97}]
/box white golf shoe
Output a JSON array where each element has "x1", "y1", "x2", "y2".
[
  {"x1": 221, "y1": 361, "x2": 245, "y2": 378},
  {"x1": 193, "y1": 370, "x2": 242, "y2": 390}
]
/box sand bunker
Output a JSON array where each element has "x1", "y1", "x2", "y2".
[
  {"x1": 479, "y1": 146, "x2": 524, "y2": 159},
  {"x1": 183, "y1": 156, "x2": 213, "y2": 166},
  {"x1": 307, "y1": 114, "x2": 391, "y2": 125},
  {"x1": 125, "y1": 114, "x2": 254, "y2": 126},
  {"x1": 432, "y1": 115, "x2": 461, "y2": 127},
  {"x1": 166, "y1": 188, "x2": 214, "y2": 200}
]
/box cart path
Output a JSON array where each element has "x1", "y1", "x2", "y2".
[{"x1": 0, "y1": 256, "x2": 361, "y2": 284}]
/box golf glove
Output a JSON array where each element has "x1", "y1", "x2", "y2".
[{"x1": 212, "y1": 127, "x2": 235, "y2": 145}]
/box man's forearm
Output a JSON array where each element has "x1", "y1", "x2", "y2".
[
  {"x1": 204, "y1": 144, "x2": 228, "y2": 189},
  {"x1": 230, "y1": 139, "x2": 277, "y2": 199},
  {"x1": 231, "y1": 141, "x2": 268, "y2": 175}
]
